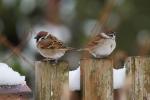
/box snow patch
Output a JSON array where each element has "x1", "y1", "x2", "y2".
[
  {"x1": 69, "y1": 67, "x2": 80, "y2": 91},
  {"x1": 0, "y1": 63, "x2": 26, "y2": 85},
  {"x1": 69, "y1": 66, "x2": 126, "y2": 91},
  {"x1": 113, "y1": 67, "x2": 126, "y2": 89}
]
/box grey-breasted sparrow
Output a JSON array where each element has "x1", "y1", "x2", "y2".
[
  {"x1": 34, "y1": 31, "x2": 74, "y2": 62},
  {"x1": 81, "y1": 31, "x2": 116, "y2": 58}
]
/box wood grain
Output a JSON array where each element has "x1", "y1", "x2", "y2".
[
  {"x1": 0, "y1": 85, "x2": 31, "y2": 100},
  {"x1": 35, "y1": 61, "x2": 69, "y2": 100},
  {"x1": 125, "y1": 56, "x2": 150, "y2": 100},
  {"x1": 81, "y1": 58, "x2": 113, "y2": 100}
]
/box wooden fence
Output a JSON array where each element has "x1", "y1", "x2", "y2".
[
  {"x1": 35, "y1": 61, "x2": 68, "y2": 100},
  {"x1": 35, "y1": 56, "x2": 150, "y2": 100},
  {"x1": 0, "y1": 85, "x2": 31, "y2": 100}
]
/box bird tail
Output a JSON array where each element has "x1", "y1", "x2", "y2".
[
  {"x1": 67, "y1": 47, "x2": 78, "y2": 51},
  {"x1": 77, "y1": 48, "x2": 89, "y2": 52},
  {"x1": 66, "y1": 48, "x2": 89, "y2": 52}
]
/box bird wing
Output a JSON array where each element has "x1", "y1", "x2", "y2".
[
  {"x1": 38, "y1": 34, "x2": 66, "y2": 49},
  {"x1": 86, "y1": 34, "x2": 105, "y2": 49}
]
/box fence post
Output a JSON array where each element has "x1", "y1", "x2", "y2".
[
  {"x1": 81, "y1": 58, "x2": 113, "y2": 100},
  {"x1": 125, "y1": 56, "x2": 150, "y2": 100},
  {"x1": 0, "y1": 85, "x2": 31, "y2": 100},
  {"x1": 35, "y1": 61, "x2": 69, "y2": 100}
]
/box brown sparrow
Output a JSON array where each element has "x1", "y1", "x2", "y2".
[
  {"x1": 34, "y1": 31, "x2": 74, "y2": 62},
  {"x1": 82, "y1": 31, "x2": 116, "y2": 58}
]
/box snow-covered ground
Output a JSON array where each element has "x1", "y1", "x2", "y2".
[
  {"x1": 69, "y1": 66, "x2": 126, "y2": 91},
  {"x1": 0, "y1": 63, "x2": 26, "y2": 85}
]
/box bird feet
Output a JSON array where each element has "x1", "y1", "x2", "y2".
[{"x1": 42, "y1": 58, "x2": 58, "y2": 64}]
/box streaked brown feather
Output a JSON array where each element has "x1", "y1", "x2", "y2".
[
  {"x1": 37, "y1": 34, "x2": 66, "y2": 49},
  {"x1": 86, "y1": 34, "x2": 105, "y2": 49}
]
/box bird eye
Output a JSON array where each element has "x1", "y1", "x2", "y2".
[
  {"x1": 109, "y1": 34, "x2": 114, "y2": 37},
  {"x1": 41, "y1": 37, "x2": 45, "y2": 39}
]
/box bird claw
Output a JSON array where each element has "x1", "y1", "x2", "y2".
[
  {"x1": 80, "y1": 58, "x2": 89, "y2": 60},
  {"x1": 42, "y1": 58, "x2": 51, "y2": 62},
  {"x1": 93, "y1": 55, "x2": 109, "y2": 59},
  {"x1": 42, "y1": 58, "x2": 58, "y2": 64},
  {"x1": 50, "y1": 59, "x2": 58, "y2": 64}
]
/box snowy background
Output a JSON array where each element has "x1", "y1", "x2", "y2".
[{"x1": 0, "y1": 63, "x2": 26, "y2": 85}]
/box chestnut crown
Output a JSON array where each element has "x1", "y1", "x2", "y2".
[{"x1": 34, "y1": 31, "x2": 48, "y2": 42}]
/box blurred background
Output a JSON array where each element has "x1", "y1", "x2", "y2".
[{"x1": 0, "y1": 0, "x2": 150, "y2": 96}]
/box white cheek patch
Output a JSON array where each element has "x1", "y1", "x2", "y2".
[
  {"x1": 38, "y1": 35, "x2": 47, "y2": 42},
  {"x1": 38, "y1": 37, "x2": 42, "y2": 42},
  {"x1": 112, "y1": 35, "x2": 116, "y2": 40},
  {"x1": 100, "y1": 33, "x2": 110, "y2": 38},
  {"x1": 44, "y1": 33, "x2": 49, "y2": 39}
]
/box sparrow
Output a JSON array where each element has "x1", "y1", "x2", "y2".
[
  {"x1": 34, "y1": 31, "x2": 74, "y2": 62},
  {"x1": 81, "y1": 31, "x2": 116, "y2": 58}
]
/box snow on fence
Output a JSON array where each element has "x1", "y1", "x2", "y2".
[
  {"x1": 0, "y1": 63, "x2": 31, "y2": 100},
  {"x1": 35, "y1": 56, "x2": 150, "y2": 100}
]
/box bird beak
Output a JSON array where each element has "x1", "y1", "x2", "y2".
[
  {"x1": 34, "y1": 36, "x2": 37, "y2": 39},
  {"x1": 114, "y1": 32, "x2": 117, "y2": 35}
]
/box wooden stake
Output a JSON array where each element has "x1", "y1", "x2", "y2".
[
  {"x1": 35, "y1": 61, "x2": 69, "y2": 100},
  {"x1": 125, "y1": 57, "x2": 150, "y2": 100},
  {"x1": 81, "y1": 58, "x2": 113, "y2": 100}
]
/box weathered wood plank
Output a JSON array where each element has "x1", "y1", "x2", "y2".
[
  {"x1": 0, "y1": 94, "x2": 29, "y2": 100},
  {"x1": 114, "y1": 89, "x2": 121, "y2": 100},
  {"x1": 35, "y1": 61, "x2": 69, "y2": 100},
  {"x1": 81, "y1": 58, "x2": 113, "y2": 100},
  {"x1": 0, "y1": 85, "x2": 31, "y2": 100},
  {"x1": 125, "y1": 56, "x2": 150, "y2": 100}
]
